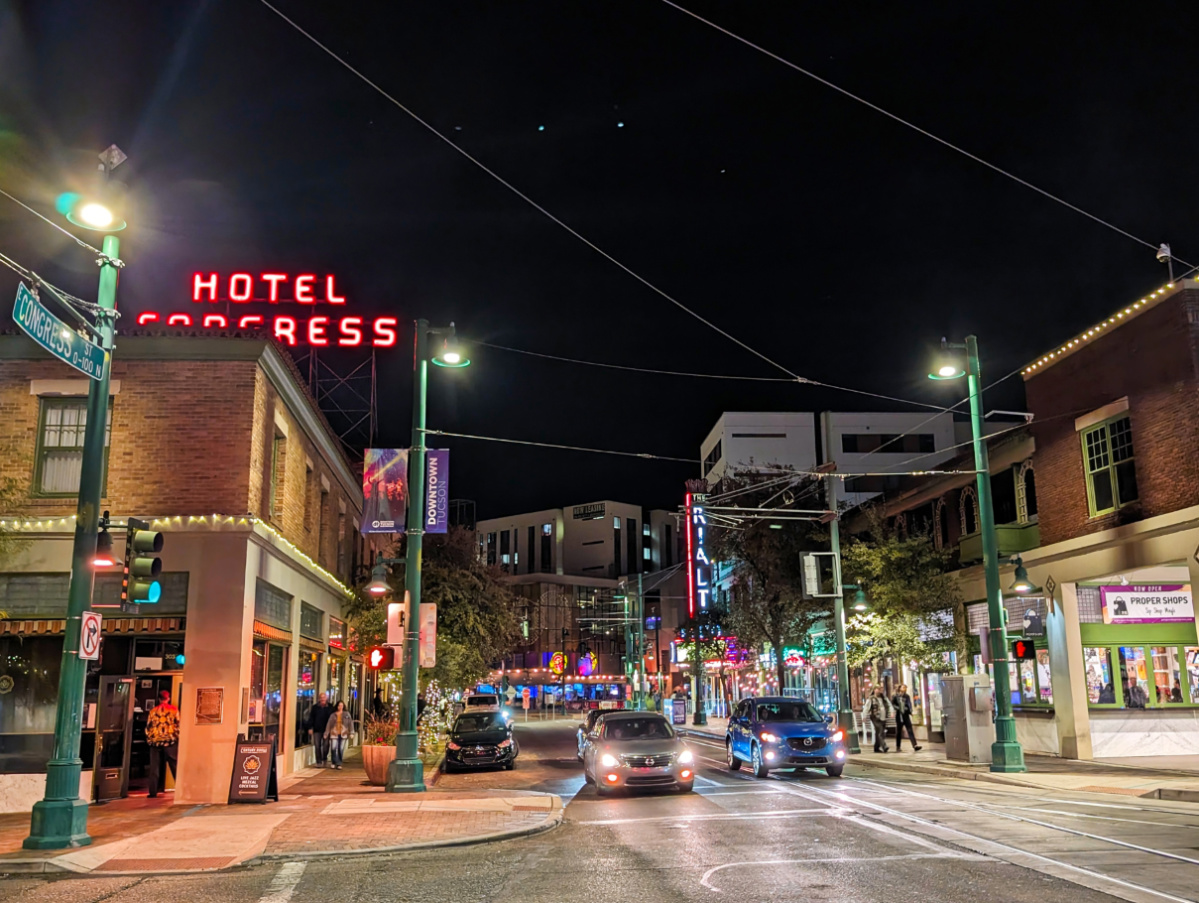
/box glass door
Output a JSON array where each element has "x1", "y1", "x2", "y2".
[{"x1": 93, "y1": 677, "x2": 134, "y2": 801}]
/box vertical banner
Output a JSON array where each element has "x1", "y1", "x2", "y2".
[
  {"x1": 419, "y1": 603, "x2": 437, "y2": 668},
  {"x1": 424, "y1": 449, "x2": 450, "y2": 534},
  {"x1": 361, "y1": 448, "x2": 408, "y2": 534},
  {"x1": 685, "y1": 487, "x2": 711, "y2": 616}
]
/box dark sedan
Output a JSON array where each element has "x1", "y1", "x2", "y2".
[{"x1": 443, "y1": 711, "x2": 518, "y2": 772}]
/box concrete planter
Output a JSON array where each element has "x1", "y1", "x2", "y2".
[{"x1": 361, "y1": 743, "x2": 397, "y2": 785}]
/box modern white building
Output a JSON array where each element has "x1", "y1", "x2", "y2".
[{"x1": 699, "y1": 411, "x2": 960, "y2": 508}]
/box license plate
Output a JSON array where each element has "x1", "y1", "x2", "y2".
[{"x1": 634, "y1": 766, "x2": 655, "y2": 772}]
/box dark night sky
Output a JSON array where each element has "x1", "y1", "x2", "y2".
[{"x1": 2, "y1": 2, "x2": 1196, "y2": 517}]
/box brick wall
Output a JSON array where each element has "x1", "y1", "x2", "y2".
[{"x1": 1025, "y1": 288, "x2": 1199, "y2": 546}]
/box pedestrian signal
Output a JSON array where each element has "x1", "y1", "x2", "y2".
[
  {"x1": 1011, "y1": 638, "x2": 1036, "y2": 661},
  {"x1": 367, "y1": 646, "x2": 396, "y2": 670}
]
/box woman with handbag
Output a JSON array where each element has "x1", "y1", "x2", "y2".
[{"x1": 324, "y1": 700, "x2": 354, "y2": 769}]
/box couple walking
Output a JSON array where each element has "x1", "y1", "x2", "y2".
[
  {"x1": 305, "y1": 692, "x2": 355, "y2": 769},
  {"x1": 862, "y1": 684, "x2": 922, "y2": 753}
]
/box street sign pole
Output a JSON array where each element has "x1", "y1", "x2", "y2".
[{"x1": 26, "y1": 234, "x2": 119, "y2": 850}]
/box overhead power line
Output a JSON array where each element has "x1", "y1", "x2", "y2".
[
  {"x1": 0, "y1": 187, "x2": 103, "y2": 255},
  {"x1": 659, "y1": 0, "x2": 1191, "y2": 268}
]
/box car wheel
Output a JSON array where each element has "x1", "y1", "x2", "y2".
[
  {"x1": 752, "y1": 744, "x2": 769, "y2": 779},
  {"x1": 583, "y1": 768, "x2": 593, "y2": 785},
  {"x1": 505, "y1": 762, "x2": 515, "y2": 771},
  {"x1": 677, "y1": 782, "x2": 694, "y2": 793},
  {"x1": 596, "y1": 783, "x2": 611, "y2": 797},
  {"x1": 726, "y1": 740, "x2": 742, "y2": 771},
  {"x1": 443, "y1": 761, "x2": 456, "y2": 774},
  {"x1": 825, "y1": 765, "x2": 844, "y2": 778}
]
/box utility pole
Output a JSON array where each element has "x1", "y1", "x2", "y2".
[{"x1": 824, "y1": 467, "x2": 861, "y2": 755}]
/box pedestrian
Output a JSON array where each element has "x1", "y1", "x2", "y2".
[
  {"x1": 145, "y1": 689, "x2": 180, "y2": 798},
  {"x1": 324, "y1": 700, "x2": 354, "y2": 769},
  {"x1": 306, "y1": 692, "x2": 334, "y2": 767},
  {"x1": 1097, "y1": 682, "x2": 1115, "y2": 704},
  {"x1": 1171, "y1": 681, "x2": 1184, "y2": 703},
  {"x1": 891, "y1": 684, "x2": 922, "y2": 752},
  {"x1": 863, "y1": 686, "x2": 891, "y2": 753},
  {"x1": 372, "y1": 688, "x2": 386, "y2": 719}
]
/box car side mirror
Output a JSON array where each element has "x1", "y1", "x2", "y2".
[{"x1": 825, "y1": 714, "x2": 834, "y2": 724}]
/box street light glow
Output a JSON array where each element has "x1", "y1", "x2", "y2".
[
  {"x1": 938, "y1": 365, "x2": 957, "y2": 377},
  {"x1": 78, "y1": 203, "x2": 114, "y2": 228},
  {"x1": 442, "y1": 350, "x2": 462, "y2": 364}
]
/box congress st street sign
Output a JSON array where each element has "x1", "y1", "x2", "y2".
[{"x1": 12, "y1": 283, "x2": 108, "y2": 380}]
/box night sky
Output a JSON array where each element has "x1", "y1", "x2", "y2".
[{"x1": 2, "y1": 2, "x2": 1196, "y2": 517}]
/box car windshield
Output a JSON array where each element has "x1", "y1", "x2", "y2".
[
  {"x1": 466, "y1": 697, "x2": 498, "y2": 707},
  {"x1": 603, "y1": 718, "x2": 673, "y2": 741},
  {"x1": 756, "y1": 702, "x2": 823, "y2": 723},
  {"x1": 455, "y1": 713, "x2": 506, "y2": 732}
]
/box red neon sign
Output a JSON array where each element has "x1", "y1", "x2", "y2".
[{"x1": 143, "y1": 272, "x2": 397, "y2": 347}]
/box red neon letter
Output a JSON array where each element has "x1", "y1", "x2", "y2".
[
  {"x1": 229, "y1": 273, "x2": 253, "y2": 301},
  {"x1": 307, "y1": 316, "x2": 329, "y2": 346},
  {"x1": 137, "y1": 312, "x2": 160, "y2": 325},
  {"x1": 238, "y1": 315, "x2": 264, "y2": 329},
  {"x1": 275, "y1": 316, "x2": 297, "y2": 345},
  {"x1": 294, "y1": 274, "x2": 315, "y2": 303},
  {"x1": 167, "y1": 313, "x2": 193, "y2": 327},
  {"x1": 325, "y1": 275, "x2": 346, "y2": 304},
  {"x1": 193, "y1": 273, "x2": 218, "y2": 302},
  {"x1": 373, "y1": 317, "x2": 398, "y2": 347},
  {"x1": 338, "y1": 316, "x2": 363, "y2": 346},
  {"x1": 203, "y1": 314, "x2": 228, "y2": 329},
  {"x1": 262, "y1": 273, "x2": 287, "y2": 302}
]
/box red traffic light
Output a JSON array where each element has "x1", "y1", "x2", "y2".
[
  {"x1": 367, "y1": 646, "x2": 396, "y2": 670},
  {"x1": 1011, "y1": 639, "x2": 1036, "y2": 661}
]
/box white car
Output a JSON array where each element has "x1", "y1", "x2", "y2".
[{"x1": 464, "y1": 693, "x2": 501, "y2": 712}]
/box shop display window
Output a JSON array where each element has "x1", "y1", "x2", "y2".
[
  {"x1": 1083, "y1": 647, "x2": 1115, "y2": 704},
  {"x1": 1035, "y1": 648, "x2": 1053, "y2": 704},
  {"x1": 1118, "y1": 646, "x2": 1150, "y2": 708},
  {"x1": 1150, "y1": 647, "x2": 1185, "y2": 704}
]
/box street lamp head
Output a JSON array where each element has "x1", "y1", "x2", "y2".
[
  {"x1": 852, "y1": 587, "x2": 869, "y2": 612},
  {"x1": 432, "y1": 323, "x2": 470, "y2": 368},
  {"x1": 366, "y1": 556, "x2": 391, "y2": 596},
  {"x1": 57, "y1": 192, "x2": 127, "y2": 233},
  {"x1": 92, "y1": 527, "x2": 116, "y2": 569},
  {"x1": 1009, "y1": 556, "x2": 1039, "y2": 595},
  {"x1": 928, "y1": 336, "x2": 967, "y2": 380}
]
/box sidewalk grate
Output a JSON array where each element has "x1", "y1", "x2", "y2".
[{"x1": 97, "y1": 856, "x2": 235, "y2": 871}]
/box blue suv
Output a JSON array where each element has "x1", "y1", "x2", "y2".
[{"x1": 726, "y1": 696, "x2": 846, "y2": 778}]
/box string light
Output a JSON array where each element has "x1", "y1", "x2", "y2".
[{"x1": 1024, "y1": 279, "x2": 1193, "y2": 375}]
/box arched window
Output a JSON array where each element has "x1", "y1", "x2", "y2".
[
  {"x1": 893, "y1": 513, "x2": 908, "y2": 539},
  {"x1": 1017, "y1": 460, "x2": 1038, "y2": 524},
  {"x1": 960, "y1": 486, "x2": 979, "y2": 535},
  {"x1": 933, "y1": 498, "x2": 951, "y2": 550}
]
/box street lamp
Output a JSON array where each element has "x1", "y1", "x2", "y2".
[
  {"x1": 1009, "y1": 556, "x2": 1040, "y2": 595},
  {"x1": 92, "y1": 516, "x2": 116, "y2": 569},
  {"x1": 26, "y1": 147, "x2": 127, "y2": 849},
  {"x1": 366, "y1": 555, "x2": 392, "y2": 597},
  {"x1": 927, "y1": 335, "x2": 1026, "y2": 773},
  {"x1": 386, "y1": 320, "x2": 470, "y2": 793}
]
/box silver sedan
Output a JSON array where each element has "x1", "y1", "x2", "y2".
[{"x1": 582, "y1": 712, "x2": 695, "y2": 794}]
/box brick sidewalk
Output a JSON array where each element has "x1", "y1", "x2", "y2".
[{"x1": 0, "y1": 753, "x2": 561, "y2": 875}]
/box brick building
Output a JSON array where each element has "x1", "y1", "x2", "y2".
[
  {"x1": 861, "y1": 280, "x2": 1199, "y2": 760},
  {"x1": 0, "y1": 334, "x2": 375, "y2": 810}
]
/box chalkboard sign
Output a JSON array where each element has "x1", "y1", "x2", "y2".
[{"x1": 228, "y1": 735, "x2": 278, "y2": 803}]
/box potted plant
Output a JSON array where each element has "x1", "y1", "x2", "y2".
[{"x1": 361, "y1": 716, "x2": 398, "y2": 785}]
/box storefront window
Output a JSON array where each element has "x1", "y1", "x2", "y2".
[
  {"x1": 1083, "y1": 646, "x2": 1115, "y2": 704},
  {"x1": 1187, "y1": 649, "x2": 1199, "y2": 704},
  {"x1": 1035, "y1": 648, "x2": 1053, "y2": 704},
  {"x1": 1018, "y1": 660, "x2": 1037, "y2": 705},
  {"x1": 264, "y1": 643, "x2": 285, "y2": 745},
  {"x1": 295, "y1": 651, "x2": 320, "y2": 749},
  {"x1": 328, "y1": 657, "x2": 344, "y2": 705},
  {"x1": 1150, "y1": 647, "x2": 1185, "y2": 704},
  {"x1": 1118, "y1": 646, "x2": 1150, "y2": 708}
]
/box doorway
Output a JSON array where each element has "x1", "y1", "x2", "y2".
[{"x1": 92, "y1": 674, "x2": 182, "y2": 800}]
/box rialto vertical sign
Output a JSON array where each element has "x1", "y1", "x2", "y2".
[
  {"x1": 685, "y1": 490, "x2": 711, "y2": 616},
  {"x1": 424, "y1": 449, "x2": 449, "y2": 534}
]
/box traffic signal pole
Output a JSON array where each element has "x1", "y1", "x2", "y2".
[{"x1": 25, "y1": 234, "x2": 119, "y2": 849}]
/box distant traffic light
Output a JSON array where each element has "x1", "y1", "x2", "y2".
[
  {"x1": 121, "y1": 517, "x2": 163, "y2": 604},
  {"x1": 1010, "y1": 638, "x2": 1036, "y2": 661},
  {"x1": 367, "y1": 646, "x2": 396, "y2": 670}
]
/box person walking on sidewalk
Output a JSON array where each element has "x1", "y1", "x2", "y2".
[
  {"x1": 324, "y1": 700, "x2": 354, "y2": 769},
  {"x1": 307, "y1": 692, "x2": 334, "y2": 767},
  {"x1": 145, "y1": 689, "x2": 180, "y2": 798},
  {"x1": 891, "y1": 684, "x2": 922, "y2": 752},
  {"x1": 863, "y1": 686, "x2": 891, "y2": 753}
]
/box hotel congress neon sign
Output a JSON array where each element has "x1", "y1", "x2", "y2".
[{"x1": 134, "y1": 272, "x2": 398, "y2": 347}]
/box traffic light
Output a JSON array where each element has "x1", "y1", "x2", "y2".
[
  {"x1": 367, "y1": 646, "x2": 396, "y2": 670},
  {"x1": 1011, "y1": 638, "x2": 1036, "y2": 661},
  {"x1": 121, "y1": 517, "x2": 163, "y2": 604}
]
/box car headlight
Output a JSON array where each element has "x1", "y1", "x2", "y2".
[
  {"x1": 759, "y1": 731, "x2": 779, "y2": 743},
  {"x1": 447, "y1": 741, "x2": 461, "y2": 750},
  {"x1": 831, "y1": 730, "x2": 844, "y2": 743},
  {"x1": 678, "y1": 750, "x2": 694, "y2": 764},
  {"x1": 498, "y1": 738, "x2": 512, "y2": 748},
  {"x1": 600, "y1": 753, "x2": 618, "y2": 767}
]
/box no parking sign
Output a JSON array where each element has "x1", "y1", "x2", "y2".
[{"x1": 79, "y1": 611, "x2": 102, "y2": 661}]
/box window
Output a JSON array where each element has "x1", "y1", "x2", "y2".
[
  {"x1": 1150, "y1": 647, "x2": 1185, "y2": 704},
  {"x1": 1188, "y1": 649, "x2": 1199, "y2": 704},
  {"x1": 613, "y1": 516, "x2": 621, "y2": 529},
  {"x1": 500, "y1": 530, "x2": 511, "y2": 572},
  {"x1": 960, "y1": 486, "x2": 979, "y2": 535},
  {"x1": 269, "y1": 432, "x2": 286, "y2": 521},
  {"x1": 328, "y1": 616, "x2": 346, "y2": 649},
  {"x1": 300, "y1": 602, "x2": 323, "y2": 640},
  {"x1": 1082, "y1": 415, "x2": 1137, "y2": 516},
  {"x1": 540, "y1": 525, "x2": 552, "y2": 573},
  {"x1": 703, "y1": 440, "x2": 722, "y2": 474},
  {"x1": 486, "y1": 532, "x2": 497, "y2": 566},
  {"x1": 1083, "y1": 646, "x2": 1114, "y2": 704},
  {"x1": 1118, "y1": 646, "x2": 1150, "y2": 707},
  {"x1": 337, "y1": 512, "x2": 347, "y2": 576},
  {"x1": 254, "y1": 579, "x2": 293, "y2": 630},
  {"x1": 318, "y1": 488, "x2": 331, "y2": 562},
  {"x1": 304, "y1": 464, "x2": 316, "y2": 531},
  {"x1": 934, "y1": 499, "x2": 951, "y2": 550},
  {"x1": 842, "y1": 433, "x2": 934, "y2": 454},
  {"x1": 295, "y1": 650, "x2": 320, "y2": 749},
  {"x1": 1035, "y1": 648, "x2": 1053, "y2": 704},
  {"x1": 613, "y1": 521, "x2": 622, "y2": 575},
  {"x1": 628, "y1": 518, "x2": 638, "y2": 575},
  {"x1": 1016, "y1": 461, "x2": 1038, "y2": 524},
  {"x1": 731, "y1": 432, "x2": 787, "y2": 439},
  {"x1": 528, "y1": 526, "x2": 536, "y2": 574},
  {"x1": 35, "y1": 398, "x2": 111, "y2": 495}
]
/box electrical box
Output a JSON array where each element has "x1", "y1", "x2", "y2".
[{"x1": 941, "y1": 673, "x2": 993, "y2": 764}]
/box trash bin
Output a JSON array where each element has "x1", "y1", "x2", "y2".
[{"x1": 941, "y1": 673, "x2": 993, "y2": 764}]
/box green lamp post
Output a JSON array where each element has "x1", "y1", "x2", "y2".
[
  {"x1": 25, "y1": 167, "x2": 126, "y2": 849},
  {"x1": 385, "y1": 322, "x2": 468, "y2": 793},
  {"x1": 929, "y1": 335, "x2": 1026, "y2": 773}
]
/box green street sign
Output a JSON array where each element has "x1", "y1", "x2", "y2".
[{"x1": 12, "y1": 283, "x2": 108, "y2": 380}]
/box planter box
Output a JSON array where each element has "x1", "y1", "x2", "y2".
[{"x1": 361, "y1": 743, "x2": 397, "y2": 785}]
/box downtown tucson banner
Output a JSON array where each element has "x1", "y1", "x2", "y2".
[
  {"x1": 362, "y1": 449, "x2": 408, "y2": 534},
  {"x1": 425, "y1": 449, "x2": 449, "y2": 534}
]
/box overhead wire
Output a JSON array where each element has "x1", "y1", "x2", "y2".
[
  {"x1": 0, "y1": 187, "x2": 104, "y2": 256},
  {"x1": 659, "y1": 0, "x2": 1192, "y2": 267}
]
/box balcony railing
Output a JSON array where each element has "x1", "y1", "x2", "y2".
[{"x1": 958, "y1": 521, "x2": 1040, "y2": 564}]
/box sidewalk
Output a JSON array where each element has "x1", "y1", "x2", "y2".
[
  {"x1": 681, "y1": 718, "x2": 1199, "y2": 802},
  {"x1": 0, "y1": 752, "x2": 562, "y2": 876}
]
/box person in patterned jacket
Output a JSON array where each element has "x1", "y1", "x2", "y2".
[{"x1": 145, "y1": 689, "x2": 180, "y2": 798}]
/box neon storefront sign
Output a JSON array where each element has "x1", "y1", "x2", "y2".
[
  {"x1": 685, "y1": 491, "x2": 712, "y2": 616},
  {"x1": 134, "y1": 272, "x2": 398, "y2": 347}
]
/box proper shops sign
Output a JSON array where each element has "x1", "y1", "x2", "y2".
[{"x1": 1100, "y1": 584, "x2": 1194, "y2": 624}]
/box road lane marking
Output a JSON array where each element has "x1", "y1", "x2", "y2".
[
  {"x1": 985, "y1": 805, "x2": 1199, "y2": 830},
  {"x1": 696, "y1": 789, "x2": 784, "y2": 796},
  {"x1": 578, "y1": 807, "x2": 845, "y2": 826},
  {"x1": 259, "y1": 862, "x2": 306, "y2": 903},
  {"x1": 699, "y1": 854, "x2": 977, "y2": 893}
]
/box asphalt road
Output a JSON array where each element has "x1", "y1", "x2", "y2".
[{"x1": 3, "y1": 720, "x2": 1197, "y2": 903}]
